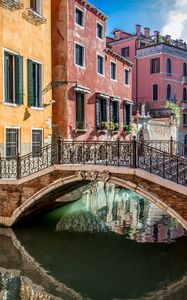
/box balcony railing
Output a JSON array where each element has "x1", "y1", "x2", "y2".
[
  {"x1": 0, "y1": 0, "x2": 23, "y2": 10},
  {"x1": 22, "y1": 8, "x2": 46, "y2": 26}
]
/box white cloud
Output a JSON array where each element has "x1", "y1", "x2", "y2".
[{"x1": 161, "y1": 0, "x2": 187, "y2": 41}]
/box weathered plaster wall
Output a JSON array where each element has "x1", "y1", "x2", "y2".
[{"x1": 0, "y1": 1, "x2": 52, "y2": 155}]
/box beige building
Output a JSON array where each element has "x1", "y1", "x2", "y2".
[{"x1": 0, "y1": 0, "x2": 52, "y2": 157}]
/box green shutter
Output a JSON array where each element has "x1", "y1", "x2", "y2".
[
  {"x1": 28, "y1": 59, "x2": 34, "y2": 106},
  {"x1": 4, "y1": 52, "x2": 9, "y2": 102},
  {"x1": 124, "y1": 103, "x2": 127, "y2": 126},
  {"x1": 103, "y1": 99, "x2": 107, "y2": 122},
  {"x1": 15, "y1": 55, "x2": 23, "y2": 105},
  {"x1": 109, "y1": 99, "x2": 113, "y2": 122},
  {"x1": 116, "y1": 102, "x2": 119, "y2": 124},
  {"x1": 96, "y1": 98, "x2": 101, "y2": 129}
]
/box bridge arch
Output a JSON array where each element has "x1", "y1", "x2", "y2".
[{"x1": 7, "y1": 171, "x2": 187, "y2": 230}]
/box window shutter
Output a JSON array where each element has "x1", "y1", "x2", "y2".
[
  {"x1": 129, "y1": 104, "x2": 132, "y2": 123},
  {"x1": 109, "y1": 99, "x2": 113, "y2": 122},
  {"x1": 103, "y1": 99, "x2": 107, "y2": 122},
  {"x1": 4, "y1": 52, "x2": 9, "y2": 102},
  {"x1": 28, "y1": 59, "x2": 34, "y2": 106},
  {"x1": 15, "y1": 55, "x2": 23, "y2": 105},
  {"x1": 116, "y1": 102, "x2": 119, "y2": 124},
  {"x1": 96, "y1": 98, "x2": 101, "y2": 129},
  {"x1": 124, "y1": 103, "x2": 127, "y2": 126}
]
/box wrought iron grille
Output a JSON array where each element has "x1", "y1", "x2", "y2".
[
  {"x1": 0, "y1": 139, "x2": 186, "y2": 186},
  {"x1": 0, "y1": 0, "x2": 23, "y2": 10}
]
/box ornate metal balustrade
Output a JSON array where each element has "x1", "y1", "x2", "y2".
[{"x1": 0, "y1": 139, "x2": 186, "y2": 187}]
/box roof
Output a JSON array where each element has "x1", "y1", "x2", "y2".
[
  {"x1": 79, "y1": 0, "x2": 108, "y2": 20},
  {"x1": 104, "y1": 48, "x2": 133, "y2": 67}
]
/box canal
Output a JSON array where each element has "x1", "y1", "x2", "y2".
[{"x1": 0, "y1": 182, "x2": 187, "y2": 299}]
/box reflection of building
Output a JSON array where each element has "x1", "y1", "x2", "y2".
[
  {"x1": 80, "y1": 182, "x2": 185, "y2": 243},
  {"x1": 0, "y1": 1, "x2": 52, "y2": 156}
]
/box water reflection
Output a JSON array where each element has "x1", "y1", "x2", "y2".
[
  {"x1": 0, "y1": 183, "x2": 186, "y2": 300},
  {"x1": 56, "y1": 182, "x2": 185, "y2": 243}
]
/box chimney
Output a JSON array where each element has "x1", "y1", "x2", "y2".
[
  {"x1": 114, "y1": 30, "x2": 122, "y2": 40},
  {"x1": 144, "y1": 27, "x2": 150, "y2": 38},
  {"x1": 165, "y1": 35, "x2": 171, "y2": 43},
  {"x1": 136, "y1": 24, "x2": 141, "y2": 35},
  {"x1": 154, "y1": 31, "x2": 160, "y2": 43}
]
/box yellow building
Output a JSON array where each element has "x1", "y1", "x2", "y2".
[{"x1": 0, "y1": 0, "x2": 52, "y2": 157}]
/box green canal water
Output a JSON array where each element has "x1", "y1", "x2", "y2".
[{"x1": 0, "y1": 182, "x2": 187, "y2": 299}]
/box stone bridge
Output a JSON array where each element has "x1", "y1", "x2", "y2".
[{"x1": 0, "y1": 139, "x2": 186, "y2": 228}]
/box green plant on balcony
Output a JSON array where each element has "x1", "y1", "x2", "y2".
[
  {"x1": 124, "y1": 124, "x2": 132, "y2": 134},
  {"x1": 101, "y1": 121, "x2": 108, "y2": 130},
  {"x1": 166, "y1": 101, "x2": 180, "y2": 125}
]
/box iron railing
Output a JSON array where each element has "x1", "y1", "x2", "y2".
[{"x1": 0, "y1": 138, "x2": 186, "y2": 186}]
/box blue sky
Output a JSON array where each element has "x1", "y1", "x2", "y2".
[{"x1": 90, "y1": 0, "x2": 187, "y2": 40}]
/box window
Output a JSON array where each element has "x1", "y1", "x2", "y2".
[
  {"x1": 32, "y1": 129, "x2": 43, "y2": 154},
  {"x1": 121, "y1": 47, "x2": 129, "y2": 58},
  {"x1": 96, "y1": 97, "x2": 107, "y2": 129},
  {"x1": 76, "y1": 92, "x2": 85, "y2": 129},
  {"x1": 30, "y1": 0, "x2": 42, "y2": 15},
  {"x1": 150, "y1": 58, "x2": 160, "y2": 74},
  {"x1": 4, "y1": 51, "x2": 23, "y2": 105},
  {"x1": 97, "y1": 22, "x2": 104, "y2": 40},
  {"x1": 111, "y1": 62, "x2": 116, "y2": 80},
  {"x1": 166, "y1": 58, "x2": 172, "y2": 74},
  {"x1": 166, "y1": 84, "x2": 172, "y2": 100},
  {"x1": 124, "y1": 69, "x2": 130, "y2": 85},
  {"x1": 28, "y1": 59, "x2": 42, "y2": 107},
  {"x1": 183, "y1": 87, "x2": 187, "y2": 101},
  {"x1": 182, "y1": 113, "x2": 187, "y2": 127},
  {"x1": 124, "y1": 103, "x2": 132, "y2": 126},
  {"x1": 6, "y1": 128, "x2": 19, "y2": 157},
  {"x1": 97, "y1": 54, "x2": 104, "y2": 75},
  {"x1": 75, "y1": 7, "x2": 84, "y2": 27},
  {"x1": 75, "y1": 43, "x2": 84, "y2": 67},
  {"x1": 183, "y1": 63, "x2": 187, "y2": 76},
  {"x1": 184, "y1": 135, "x2": 187, "y2": 156},
  {"x1": 152, "y1": 84, "x2": 158, "y2": 101},
  {"x1": 110, "y1": 99, "x2": 119, "y2": 129}
]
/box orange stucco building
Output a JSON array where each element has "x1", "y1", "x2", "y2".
[{"x1": 0, "y1": 0, "x2": 52, "y2": 157}]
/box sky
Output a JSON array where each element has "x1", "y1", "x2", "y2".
[{"x1": 90, "y1": 0, "x2": 187, "y2": 41}]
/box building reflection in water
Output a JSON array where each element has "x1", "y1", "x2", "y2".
[{"x1": 56, "y1": 182, "x2": 185, "y2": 243}]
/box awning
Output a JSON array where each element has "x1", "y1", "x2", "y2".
[
  {"x1": 96, "y1": 92, "x2": 110, "y2": 99},
  {"x1": 74, "y1": 84, "x2": 91, "y2": 94},
  {"x1": 111, "y1": 96, "x2": 121, "y2": 102},
  {"x1": 124, "y1": 98, "x2": 134, "y2": 105}
]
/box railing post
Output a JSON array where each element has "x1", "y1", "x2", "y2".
[
  {"x1": 117, "y1": 138, "x2": 120, "y2": 167},
  {"x1": 176, "y1": 157, "x2": 179, "y2": 184},
  {"x1": 17, "y1": 153, "x2": 21, "y2": 180},
  {"x1": 170, "y1": 136, "x2": 173, "y2": 156},
  {"x1": 132, "y1": 136, "x2": 137, "y2": 168},
  {"x1": 57, "y1": 136, "x2": 62, "y2": 164}
]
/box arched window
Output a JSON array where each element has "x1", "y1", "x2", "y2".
[
  {"x1": 166, "y1": 84, "x2": 172, "y2": 100},
  {"x1": 183, "y1": 87, "x2": 187, "y2": 101},
  {"x1": 183, "y1": 63, "x2": 187, "y2": 76},
  {"x1": 166, "y1": 58, "x2": 172, "y2": 74}
]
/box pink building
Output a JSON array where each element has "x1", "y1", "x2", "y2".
[
  {"x1": 52, "y1": 0, "x2": 133, "y2": 141},
  {"x1": 108, "y1": 25, "x2": 187, "y2": 147}
]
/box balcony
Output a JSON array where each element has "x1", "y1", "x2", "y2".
[
  {"x1": 22, "y1": 8, "x2": 46, "y2": 26},
  {"x1": 182, "y1": 76, "x2": 187, "y2": 85},
  {"x1": 0, "y1": 0, "x2": 23, "y2": 10}
]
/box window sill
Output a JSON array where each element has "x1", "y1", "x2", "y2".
[
  {"x1": 97, "y1": 72, "x2": 105, "y2": 77},
  {"x1": 75, "y1": 64, "x2": 86, "y2": 70},
  {"x1": 75, "y1": 23, "x2": 84, "y2": 29},
  {"x1": 3, "y1": 102, "x2": 20, "y2": 107},
  {"x1": 75, "y1": 128, "x2": 87, "y2": 133},
  {"x1": 30, "y1": 106, "x2": 44, "y2": 111},
  {"x1": 22, "y1": 8, "x2": 47, "y2": 26},
  {"x1": 98, "y1": 129, "x2": 107, "y2": 134}
]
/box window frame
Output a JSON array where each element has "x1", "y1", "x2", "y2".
[
  {"x1": 74, "y1": 42, "x2": 85, "y2": 68},
  {"x1": 4, "y1": 126, "x2": 20, "y2": 158},
  {"x1": 152, "y1": 83, "x2": 158, "y2": 101},
  {"x1": 75, "y1": 5, "x2": 84, "y2": 28},
  {"x1": 183, "y1": 62, "x2": 187, "y2": 77},
  {"x1": 124, "y1": 68, "x2": 130, "y2": 86},
  {"x1": 96, "y1": 53, "x2": 105, "y2": 76},
  {"x1": 121, "y1": 47, "x2": 130, "y2": 58},
  {"x1": 182, "y1": 113, "x2": 187, "y2": 127},
  {"x1": 183, "y1": 87, "x2": 187, "y2": 101},
  {"x1": 110, "y1": 61, "x2": 117, "y2": 81},
  {"x1": 30, "y1": 0, "x2": 42, "y2": 16},
  {"x1": 31, "y1": 128, "x2": 43, "y2": 154},
  {"x1": 166, "y1": 58, "x2": 172, "y2": 75},
  {"x1": 96, "y1": 21, "x2": 104, "y2": 41},
  {"x1": 150, "y1": 57, "x2": 160, "y2": 74},
  {"x1": 75, "y1": 92, "x2": 86, "y2": 130},
  {"x1": 28, "y1": 58, "x2": 43, "y2": 109},
  {"x1": 166, "y1": 84, "x2": 172, "y2": 100}
]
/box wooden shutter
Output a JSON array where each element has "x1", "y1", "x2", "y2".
[
  {"x1": 4, "y1": 52, "x2": 9, "y2": 102},
  {"x1": 15, "y1": 55, "x2": 23, "y2": 105},
  {"x1": 109, "y1": 99, "x2": 113, "y2": 122},
  {"x1": 28, "y1": 59, "x2": 34, "y2": 107},
  {"x1": 103, "y1": 98, "x2": 107, "y2": 122},
  {"x1": 116, "y1": 102, "x2": 119, "y2": 124},
  {"x1": 96, "y1": 97, "x2": 101, "y2": 129},
  {"x1": 124, "y1": 103, "x2": 127, "y2": 126}
]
